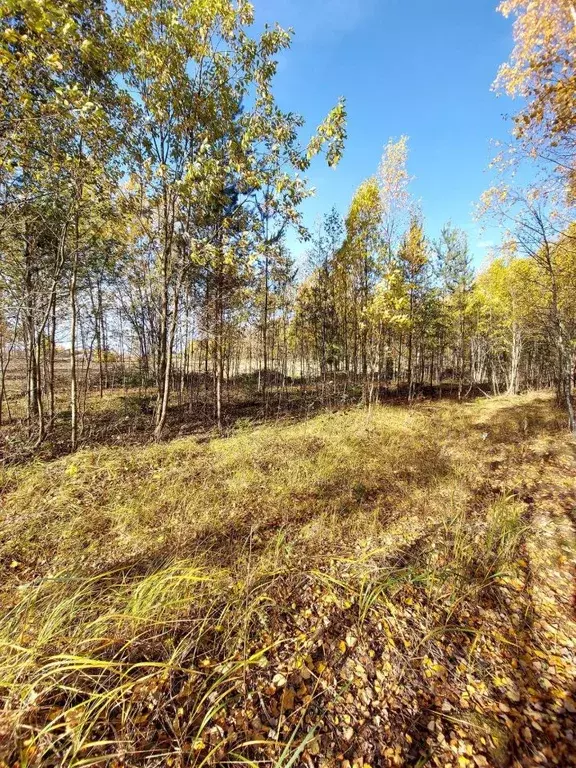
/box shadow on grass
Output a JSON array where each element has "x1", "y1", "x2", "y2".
[
  {"x1": 474, "y1": 395, "x2": 567, "y2": 445},
  {"x1": 1, "y1": 378, "x2": 515, "y2": 464},
  {"x1": 1, "y1": 391, "x2": 575, "y2": 766}
]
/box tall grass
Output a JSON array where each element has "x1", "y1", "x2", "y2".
[{"x1": 0, "y1": 393, "x2": 562, "y2": 766}]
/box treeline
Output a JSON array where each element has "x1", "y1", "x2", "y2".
[
  {"x1": 266, "y1": 154, "x2": 575, "y2": 417},
  {"x1": 1, "y1": 0, "x2": 575, "y2": 451},
  {"x1": 0, "y1": 0, "x2": 346, "y2": 446}
]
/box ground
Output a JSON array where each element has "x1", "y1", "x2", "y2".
[{"x1": 0, "y1": 391, "x2": 575, "y2": 767}]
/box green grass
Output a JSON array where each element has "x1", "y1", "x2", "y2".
[{"x1": 0, "y1": 392, "x2": 571, "y2": 767}]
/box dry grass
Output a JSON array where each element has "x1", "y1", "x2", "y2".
[{"x1": 0, "y1": 392, "x2": 575, "y2": 767}]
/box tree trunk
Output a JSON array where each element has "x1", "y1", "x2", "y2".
[{"x1": 70, "y1": 249, "x2": 79, "y2": 452}]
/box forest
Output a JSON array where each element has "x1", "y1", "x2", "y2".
[{"x1": 0, "y1": 0, "x2": 575, "y2": 767}]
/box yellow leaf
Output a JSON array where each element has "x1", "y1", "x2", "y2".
[{"x1": 192, "y1": 739, "x2": 205, "y2": 751}]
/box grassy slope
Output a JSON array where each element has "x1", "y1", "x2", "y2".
[{"x1": 0, "y1": 393, "x2": 575, "y2": 767}]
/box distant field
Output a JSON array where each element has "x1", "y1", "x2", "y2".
[
  {"x1": 0, "y1": 392, "x2": 575, "y2": 767},
  {"x1": 1, "y1": 352, "x2": 137, "y2": 396}
]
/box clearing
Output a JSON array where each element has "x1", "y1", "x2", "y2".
[{"x1": 0, "y1": 392, "x2": 575, "y2": 767}]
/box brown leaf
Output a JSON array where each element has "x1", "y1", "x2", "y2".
[{"x1": 281, "y1": 687, "x2": 295, "y2": 711}]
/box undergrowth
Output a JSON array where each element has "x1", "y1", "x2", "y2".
[{"x1": 0, "y1": 393, "x2": 574, "y2": 767}]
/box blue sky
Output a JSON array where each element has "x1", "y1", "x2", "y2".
[{"x1": 254, "y1": 0, "x2": 517, "y2": 269}]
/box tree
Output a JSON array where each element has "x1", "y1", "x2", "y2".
[
  {"x1": 475, "y1": 255, "x2": 542, "y2": 395},
  {"x1": 344, "y1": 177, "x2": 382, "y2": 392},
  {"x1": 434, "y1": 224, "x2": 474, "y2": 398},
  {"x1": 117, "y1": 0, "x2": 346, "y2": 436},
  {"x1": 397, "y1": 215, "x2": 429, "y2": 398},
  {"x1": 481, "y1": 184, "x2": 576, "y2": 430},
  {"x1": 495, "y1": 0, "x2": 576, "y2": 195},
  {"x1": 379, "y1": 135, "x2": 413, "y2": 258},
  {"x1": 0, "y1": 0, "x2": 121, "y2": 448}
]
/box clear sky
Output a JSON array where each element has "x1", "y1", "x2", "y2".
[{"x1": 254, "y1": 0, "x2": 517, "y2": 270}]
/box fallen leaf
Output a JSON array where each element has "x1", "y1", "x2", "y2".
[{"x1": 281, "y1": 687, "x2": 295, "y2": 711}]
